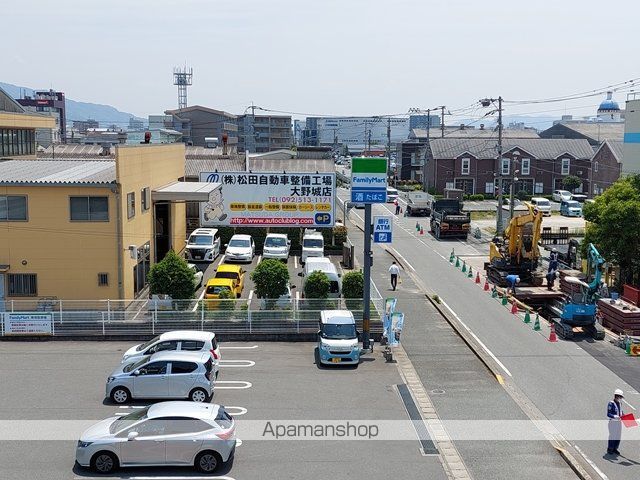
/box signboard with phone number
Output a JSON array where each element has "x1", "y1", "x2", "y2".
[{"x1": 3, "y1": 313, "x2": 52, "y2": 335}]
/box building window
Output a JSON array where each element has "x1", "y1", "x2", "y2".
[
  {"x1": 501, "y1": 158, "x2": 510, "y2": 175},
  {"x1": 521, "y1": 158, "x2": 530, "y2": 176},
  {"x1": 141, "y1": 187, "x2": 150, "y2": 211},
  {"x1": 535, "y1": 182, "x2": 544, "y2": 194},
  {"x1": 8, "y1": 273, "x2": 37, "y2": 296},
  {"x1": 0, "y1": 195, "x2": 28, "y2": 221},
  {"x1": 485, "y1": 182, "x2": 494, "y2": 194},
  {"x1": 593, "y1": 183, "x2": 598, "y2": 195},
  {"x1": 0, "y1": 128, "x2": 35, "y2": 157},
  {"x1": 98, "y1": 273, "x2": 109, "y2": 286},
  {"x1": 133, "y1": 242, "x2": 151, "y2": 296},
  {"x1": 561, "y1": 158, "x2": 570, "y2": 175},
  {"x1": 594, "y1": 161, "x2": 599, "y2": 173},
  {"x1": 461, "y1": 158, "x2": 470, "y2": 175},
  {"x1": 445, "y1": 182, "x2": 454, "y2": 190},
  {"x1": 70, "y1": 196, "x2": 109, "y2": 221},
  {"x1": 127, "y1": 192, "x2": 135, "y2": 219}
]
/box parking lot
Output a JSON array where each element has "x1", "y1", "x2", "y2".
[{"x1": 0, "y1": 341, "x2": 444, "y2": 480}]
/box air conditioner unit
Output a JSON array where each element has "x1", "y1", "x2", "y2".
[
  {"x1": 128, "y1": 245, "x2": 138, "y2": 260},
  {"x1": 577, "y1": 170, "x2": 583, "y2": 175}
]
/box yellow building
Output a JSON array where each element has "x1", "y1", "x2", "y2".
[{"x1": 0, "y1": 141, "x2": 218, "y2": 301}]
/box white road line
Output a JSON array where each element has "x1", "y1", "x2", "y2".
[
  {"x1": 248, "y1": 290, "x2": 254, "y2": 301},
  {"x1": 295, "y1": 290, "x2": 300, "y2": 302},
  {"x1": 225, "y1": 406, "x2": 248, "y2": 416},
  {"x1": 388, "y1": 246, "x2": 416, "y2": 272},
  {"x1": 191, "y1": 286, "x2": 208, "y2": 312},
  {"x1": 219, "y1": 254, "x2": 226, "y2": 264},
  {"x1": 219, "y1": 360, "x2": 256, "y2": 367},
  {"x1": 622, "y1": 398, "x2": 637, "y2": 411},
  {"x1": 257, "y1": 255, "x2": 262, "y2": 264},
  {"x1": 573, "y1": 444, "x2": 609, "y2": 480},
  {"x1": 215, "y1": 380, "x2": 252, "y2": 389},
  {"x1": 440, "y1": 299, "x2": 513, "y2": 378},
  {"x1": 221, "y1": 345, "x2": 259, "y2": 349},
  {"x1": 294, "y1": 255, "x2": 298, "y2": 269},
  {"x1": 118, "y1": 406, "x2": 146, "y2": 409}
]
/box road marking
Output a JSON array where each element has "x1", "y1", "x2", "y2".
[
  {"x1": 248, "y1": 290, "x2": 254, "y2": 301},
  {"x1": 388, "y1": 246, "x2": 416, "y2": 272},
  {"x1": 622, "y1": 398, "x2": 637, "y2": 411},
  {"x1": 215, "y1": 380, "x2": 252, "y2": 389},
  {"x1": 496, "y1": 374, "x2": 505, "y2": 385},
  {"x1": 225, "y1": 406, "x2": 248, "y2": 416},
  {"x1": 257, "y1": 255, "x2": 262, "y2": 264},
  {"x1": 219, "y1": 254, "x2": 226, "y2": 264},
  {"x1": 294, "y1": 255, "x2": 298, "y2": 269},
  {"x1": 220, "y1": 345, "x2": 258, "y2": 350},
  {"x1": 219, "y1": 360, "x2": 256, "y2": 367},
  {"x1": 573, "y1": 444, "x2": 609, "y2": 480},
  {"x1": 191, "y1": 285, "x2": 208, "y2": 312},
  {"x1": 440, "y1": 299, "x2": 513, "y2": 377}
]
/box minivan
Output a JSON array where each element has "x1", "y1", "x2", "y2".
[
  {"x1": 386, "y1": 187, "x2": 399, "y2": 204},
  {"x1": 185, "y1": 228, "x2": 221, "y2": 262},
  {"x1": 301, "y1": 229, "x2": 324, "y2": 263},
  {"x1": 317, "y1": 310, "x2": 360, "y2": 365},
  {"x1": 263, "y1": 233, "x2": 291, "y2": 260},
  {"x1": 107, "y1": 351, "x2": 216, "y2": 404},
  {"x1": 304, "y1": 257, "x2": 341, "y2": 297},
  {"x1": 529, "y1": 197, "x2": 552, "y2": 216},
  {"x1": 560, "y1": 200, "x2": 582, "y2": 217}
]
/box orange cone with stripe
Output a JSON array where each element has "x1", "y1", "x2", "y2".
[
  {"x1": 475, "y1": 272, "x2": 481, "y2": 284},
  {"x1": 548, "y1": 325, "x2": 558, "y2": 342},
  {"x1": 511, "y1": 299, "x2": 518, "y2": 315},
  {"x1": 484, "y1": 279, "x2": 490, "y2": 291}
]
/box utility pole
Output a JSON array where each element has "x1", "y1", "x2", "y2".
[
  {"x1": 497, "y1": 97, "x2": 504, "y2": 234},
  {"x1": 387, "y1": 118, "x2": 395, "y2": 189},
  {"x1": 422, "y1": 109, "x2": 431, "y2": 193},
  {"x1": 441, "y1": 105, "x2": 445, "y2": 138},
  {"x1": 509, "y1": 153, "x2": 518, "y2": 220}
]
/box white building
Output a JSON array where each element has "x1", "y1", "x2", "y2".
[{"x1": 315, "y1": 117, "x2": 410, "y2": 152}]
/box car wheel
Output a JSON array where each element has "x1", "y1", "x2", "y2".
[
  {"x1": 195, "y1": 451, "x2": 220, "y2": 473},
  {"x1": 190, "y1": 388, "x2": 209, "y2": 403},
  {"x1": 110, "y1": 387, "x2": 130, "y2": 404},
  {"x1": 91, "y1": 451, "x2": 118, "y2": 474}
]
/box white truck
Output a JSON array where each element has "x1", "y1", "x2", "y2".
[{"x1": 405, "y1": 192, "x2": 432, "y2": 217}]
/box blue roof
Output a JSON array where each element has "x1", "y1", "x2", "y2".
[{"x1": 599, "y1": 99, "x2": 620, "y2": 111}]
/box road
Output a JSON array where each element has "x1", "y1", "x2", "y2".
[{"x1": 339, "y1": 187, "x2": 640, "y2": 480}]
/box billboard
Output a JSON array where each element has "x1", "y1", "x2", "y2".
[
  {"x1": 199, "y1": 172, "x2": 336, "y2": 227},
  {"x1": 4, "y1": 313, "x2": 52, "y2": 335}
]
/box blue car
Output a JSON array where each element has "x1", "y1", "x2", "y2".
[{"x1": 560, "y1": 200, "x2": 582, "y2": 217}]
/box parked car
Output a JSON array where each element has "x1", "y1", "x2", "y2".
[
  {"x1": 185, "y1": 228, "x2": 221, "y2": 263},
  {"x1": 553, "y1": 190, "x2": 572, "y2": 202},
  {"x1": 560, "y1": 200, "x2": 583, "y2": 217},
  {"x1": 570, "y1": 194, "x2": 588, "y2": 203},
  {"x1": 262, "y1": 233, "x2": 291, "y2": 260},
  {"x1": 317, "y1": 310, "x2": 360, "y2": 365},
  {"x1": 204, "y1": 278, "x2": 237, "y2": 300},
  {"x1": 121, "y1": 331, "x2": 220, "y2": 367},
  {"x1": 529, "y1": 197, "x2": 552, "y2": 216},
  {"x1": 107, "y1": 351, "x2": 215, "y2": 404},
  {"x1": 304, "y1": 257, "x2": 341, "y2": 298},
  {"x1": 260, "y1": 284, "x2": 295, "y2": 309},
  {"x1": 301, "y1": 229, "x2": 325, "y2": 263},
  {"x1": 214, "y1": 264, "x2": 245, "y2": 296},
  {"x1": 76, "y1": 401, "x2": 235, "y2": 474},
  {"x1": 224, "y1": 234, "x2": 255, "y2": 263},
  {"x1": 188, "y1": 264, "x2": 203, "y2": 289}
]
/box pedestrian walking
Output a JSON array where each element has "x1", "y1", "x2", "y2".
[
  {"x1": 548, "y1": 248, "x2": 559, "y2": 272},
  {"x1": 389, "y1": 261, "x2": 400, "y2": 291},
  {"x1": 506, "y1": 274, "x2": 520, "y2": 295},
  {"x1": 394, "y1": 198, "x2": 401, "y2": 215},
  {"x1": 546, "y1": 270, "x2": 558, "y2": 291},
  {"x1": 607, "y1": 389, "x2": 624, "y2": 455}
]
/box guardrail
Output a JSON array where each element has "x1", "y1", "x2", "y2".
[{"x1": 0, "y1": 298, "x2": 384, "y2": 337}]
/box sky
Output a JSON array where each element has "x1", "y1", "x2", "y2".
[{"x1": 2, "y1": 0, "x2": 639, "y2": 122}]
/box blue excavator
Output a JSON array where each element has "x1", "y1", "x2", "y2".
[{"x1": 548, "y1": 243, "x2": 606, "y2": 340}]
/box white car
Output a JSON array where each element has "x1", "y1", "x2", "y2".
[
  {"x1": 121, "y1": 330, "x2": 221, "y2": 368},
  {"x1": 189, "y1": 264, "x2": 204, "y2": 289},
  {"x1": 225, "y1": 234, "x2": 255, "y2": 263},
  {"x1": 107, "y1": 351, "x2": 215, "y2": 404},
  {"x1": 75, "y1": 401, "x2": 235, "y2": 474},
  {"x1": 185, "y1": 228, "x2": 221, "y2": 263},
  {"x1": 553, "y1": 190, "x2": 572, "y2": 202},
  {"x1": 529, "y1": 197, "x2": 552, "y2": 216},
  {"x1": 262, "y1": 233, "x2": 291, "y2": 260}
]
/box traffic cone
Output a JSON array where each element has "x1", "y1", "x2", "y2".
[
  {"x1": 476, "y1": 272, "x2": 481, "y2": 284},
  {"x1": 523, "y1": 309, "x2": 531, "y2": 324},
  {"x1": 511, "y1": 299, "x2": 519, "y2": 314},
  {"x1": 501, "y1": 295, "x2": 508, "y2": 306},
  {"x1": 416, "y1": 222, "x2": 419, "y2": 231},
  {"x1": 455, "y1": 257, "x2": 460, "y2": 268},
  {"x1": 449, "y1": 249, "x2": 455, "y2": 263},
  {"x1": 462, "y1": 262, "x2": 467, "y2": 273},
  {"x1": 420, "y1": 227, "x2": 424, "y2": 235},
  {"x1": 533, "y1": 313, "x2": 541, "y2": 331},
  {"x1": 468, "y1": 266, "x2": 473, "y2": 278},
  {"x1": 484, "y1": 279, "x2": 490, "y2": 291},
  {"x1": 548, "y1": 325, "x2": 558, "y2": 342},
  {"x1": 626, "y1": 341, "x2": 632, "y2": 355},
  {"x1": 491, "y1": 286, "x2": 498, "y2": 298}
]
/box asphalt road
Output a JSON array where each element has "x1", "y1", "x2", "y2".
[
  {"x1": 0, "y1": 341, "x2": 447, "y2": 480},
  {"x1": 339, "y1": 187, "x2": 640, "y2": 480}
]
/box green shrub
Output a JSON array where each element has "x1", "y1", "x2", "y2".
[
  {"x1": 251, "y1": 259, "x2": 290, "y2": 299},
  {"x1": 516, "y1": 191, "x2": 531, "y2": 201},
  {"x1": 217, "y1": 288, "x2": 235, "y2": 310},
  {"x1": 333, "y1": 225, "x2": 348, "y2": 247},
  {"x1": 147, "y1": 250, "x2": 195, "y2": 300},
  {"x1": 304, "y1": 270, "x2": 330, "y2": 299},
  {"x1": 342, "y1": 270, "x2": 364, "y2": 310}
]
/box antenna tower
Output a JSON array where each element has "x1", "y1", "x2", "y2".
[{"x1": 173, "y1": 66, "x2": 193, "y2": 110}]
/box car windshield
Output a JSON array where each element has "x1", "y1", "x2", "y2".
[
  {"x1": 265, "y1": 237, "x2": 287, "y2": 247},
  {"x1": 303, "y1": 238, "x2": 323, "y2": 248},
  {"x1": 536, "y1": 200, "x2": 550, "y2": 206},
  {"x1": 321, "y1": 323, "x2": 357, "y2": 340},
  {"x1": 207, "y1": 285, "x2": 230, "y2": 294},
  {"x1": 567, "y1": 201, "x2": 580, "y2": 208},
  {"x1": 215, "y1": 271, "x2": 239, "y2": 280},
  {"x1": 110, "y1": 406, "x2": 150, "y2": 434},
  {"x1": 229, "y1": 239, "x2": 250, "y2": 248},
  {"x1": 189, "y1": 235, "x2": 213, "y2": 245},
  {"x1": 136, "y1": 336, "x2": 159, "y2": 352},
  {"x1": 123, "y1": 356, "x2": 149, "y2": 373}
]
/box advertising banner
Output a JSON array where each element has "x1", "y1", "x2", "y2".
[
  {"x1": 199, "y1": 172, "x2": 336, "y2": 227},
  {"x1": 350, "y1": 157, "x2": 387, "y2": 204},
  {"x1": 4, "y1": 313, "x2": 52, "y2": 335}
]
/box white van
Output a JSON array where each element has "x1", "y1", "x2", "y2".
[
  {"x1": 301, "y1": 229, "x2": 324, "y2": 264},
  {"x1": 304, "y1": 257, "x2": 341, "y2": 298},
  {"x1": 317, "y1": 310, "x2": 360, "y2": 365},
  {"x1": 185, "y1": 228, "x2": 221, "y2": 262},
  {"x1": 529, "y1": 197, "x2": 552, "y2": 216}
]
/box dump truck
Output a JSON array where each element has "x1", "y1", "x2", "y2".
[
  {"x1": 430, "y1": 199, "x2": 470, "y2": 240},
  {"x1": 405, "y1": 192, "x2": 432, "y2": 216}
]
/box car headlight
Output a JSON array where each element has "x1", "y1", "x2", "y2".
[
  {"x1": 352, "y1": 344, "x2": 360, "y2": 351},
  {"x1": 77, "y1": 440, "x2": 93, "y2": 448},
  {"x1": 107, "y1": 376, "x2": 115, "y2": 383}
]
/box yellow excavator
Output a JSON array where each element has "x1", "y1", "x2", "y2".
[{"x1": 485, "y1": 204, "x2": 544, "y2": 286}]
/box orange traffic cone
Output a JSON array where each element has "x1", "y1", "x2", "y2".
[
  {"x1": 484, "y1": 279, "x2": 490, "y2": 291},
  {"x1": 548, "y1": 325, "x2": 558, "y2": 342},
  {"x1": 419, "y1": 227, "x2": 424, "y2": 235},
  {"x1": 511, "y1": 299, "x2": 518, "y2": 315},
  {"x1": 475, "y1": 272, "x2": 481, "y2": 284}
]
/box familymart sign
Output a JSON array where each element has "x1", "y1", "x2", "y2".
[{"x1": 350, "y1": 157, "x2": 388, "y2": 204}]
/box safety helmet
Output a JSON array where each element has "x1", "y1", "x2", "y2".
[{"x1": 614, "y1": 389, "x2": 624, "y2": 398}]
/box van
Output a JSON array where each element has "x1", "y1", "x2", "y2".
[
  {"x1": 529, "y1": 197, "x2": 552, "y2": 216},
  {"x1": 185, "y1": 228, "x2": 221, "y2": 262},
  {"x1": 301, "y1": 229, "x2": 324, "y2": 263},
  {"x1": 317, "y1": 310, "x2": 360, "y2": 365},
  {"x1": 560, "y1": 200, "x2": 582, "y2": 217},
  {"x1": 304, "y1": 257, "x2": 342, "y2": 297},
  {"x1": 386, "y1": 187, "x2": 399, "y2": 203}
]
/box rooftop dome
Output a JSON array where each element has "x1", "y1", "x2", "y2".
[{"x1": 598, "y1": 91, "x2": 620, "y2": 111}]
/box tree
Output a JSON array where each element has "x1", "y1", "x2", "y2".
[
  {"x1": 147, "y1": 250, "x2": 195, "y2": 300},
  {"x1": 304, "y1": 271, "x2": 330, "y2": 299},
  {"x1": 217, "y1": 288, "x2": 235, "y2": 311},
  {"x1": 562, "y1": 175, "x2": 582, "y2": 193},
  {"x1": 342, "y1": 270, "x2": 364, "y2": 310},
  {"x1": 251, "y1": 259, "x2": 290, "y2": 299},
  {"x1": 583, "y1": 175, "x2": 640, "y2": 286}
]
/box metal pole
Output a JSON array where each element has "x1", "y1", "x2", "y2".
[
  {"x1": 363, "y1": 203, "x2": 372, "y2": 351},
  {"x1": 496, "y1": 96, "x2": 504, "y2": 235},
  {"x1": 441, "y1": 106, "x2": 445, "y2": 138},
  {"x1": 59, "y1": 299, "x2": 63, "y2": 324},
  {"x1": 509, "y1": 154, "x2": 517, "y2": 220},
  {"x1": 423, "y1": 109, "x2": 430, "y2": 193},
  {"x1": 388, "y1": 118, "x2": 395, "y2": 189}
]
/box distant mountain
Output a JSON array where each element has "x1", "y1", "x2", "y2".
[{"x1": 0, "y1": 81, "x2": 144, "y2": 128}]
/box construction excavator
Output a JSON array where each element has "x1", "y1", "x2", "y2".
[
  {"x1": 485, "y1": 204, "x2": 544, "y2": 286},
  {"x1": 548, "y1": 243, "x2": 606, "y2": 340}
]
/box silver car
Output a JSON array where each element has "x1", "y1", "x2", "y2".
[
  {"x1": 107, "y1": 351, "x2": 215, "y2": 404},
  {"x1": 76, "y1": 401, "x2": 235, "y2": 474}
]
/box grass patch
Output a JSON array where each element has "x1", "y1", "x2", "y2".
[{"x1": 470, "y1": 211, "x2": 496, "y2": 220}]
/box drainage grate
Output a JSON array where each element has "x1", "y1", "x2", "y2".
[{"x1": 397, "y1": 383, "x2": 438, "y2": 455}]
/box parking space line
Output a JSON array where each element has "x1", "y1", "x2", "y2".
[
  {"x1": 191, "y1": 286, "x2": 208, "y2": 312},
  {"x1": 248, "y1": 290, "x2": 254, "y2": 301},
  {"x1": 294, "y1": 255, "x2": 298, "y2": 269},
  {"x1": 219, "y1": 360, "x2": 256, "y2": 367},
  {"x1": 221, "y1": 345, "x2": 259, "y2": 350},
  {"x1": 225, "y1": 406, "x2": 248, "y2": 416},
  {"x1": 257, "y1": 255, "x2": 262, "y2": 264},
  {"x1": 216, "y1": 380, "x2": 252, "y2": 389}
]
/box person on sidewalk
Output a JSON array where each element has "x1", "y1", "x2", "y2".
[
  {"x1": 394, "y1": 198, "x2": 401, "y2": 215},
  {"x1": 506, "y1": 274, "x2": 520, "y2": 295},
  {"x1": 546, "y1": 270, "x2": 558, "y2": 291},
  {"x1": 548, "y1": 248, "x2": 559, "y2": 272},
  {"x1": 389, "y1": 261, "x2": 400, "y2": 291},
  {"x1": 607, "y1": 389, "x2": 624, "y2": 455}
]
